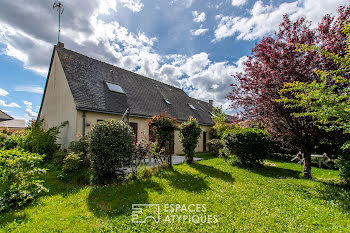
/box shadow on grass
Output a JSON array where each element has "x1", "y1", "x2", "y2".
[
  {"x1": 246, "y1": 164, "x2": 302, "y2": 179},
  {"x1": 0, "y1": 210, "x2": 27, "y2": 227},
  {"x1": 190, "y1": 163, "x2": 235, "y2": 183},
  {"x1": 87, "y1": 178, "x2": 163, "y2": 217},
  {"x1": 160, "y1": 169, "x2": 210, "y2": 193}
]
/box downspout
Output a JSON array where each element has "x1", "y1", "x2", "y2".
[
  {"x1": 121, "y1": 108, "x2": 129, "y2": 122},
  {"x1": 82, "y1": 111, "x2": 86, "y2": 137}
]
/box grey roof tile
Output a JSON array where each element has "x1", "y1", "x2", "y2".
[{"x1": 56, "y1": 47, "x2": 214, "y2": 125}]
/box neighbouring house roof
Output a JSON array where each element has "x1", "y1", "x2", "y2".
[
  {"x1": 55, "y1": 46, "x2": 215, "y2": 125},
  {"x1": 0, "y1": 110, "x2": 14, "y2": 122},
  {"x1": 0, "y1": 119, "x2": 26, "y2": 129}
]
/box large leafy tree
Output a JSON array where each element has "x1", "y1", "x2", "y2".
[
  {"x1": 228, "y1": 5, "x2": 350, "y2": 178},
  {"x1": 279, "y1": 23, "x2": 350, "y2": 183}
]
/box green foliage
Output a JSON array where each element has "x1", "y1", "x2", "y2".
[
  {"x1": 68, "y1": 136, "x2": 89, "y2": 163},
  {"x1": 0, "y1": 133, "x2": 7, "y2": 147},
  {"x1": 207, "y1": 139, "x2": 223, "y2": 156},
  {"x1": 22, "y1": 119, "x2": 68, "y2": 158},
  {"x1": 52, "y1": 150, "x2": 67, "y2": 165},
  {"x1": 179, "y1": 116, "x2": 202, "y2": 163},
  {"x1": 0, "y1": 148, "x2": 47, "y2": 212},
  {"x1": 62, "y1": 153, "x2": 83, "y2": 174},
  {"x1": 3, "y1": 134, "x2": 23, "y2": 149},
  {"x1": 208, "y1": 127, "x2": 219, "y2": 139},
  {"x1": 335, "y1": 141, "x2": 350, "y2": 185},
  {"x1": 90, "y1": 120, "x2": 135, "y2": 181},
  {"x1": 211, "y1": 106, "x2": 227, "y2": 125},
  {"x1": 222, "y1": 128, "x2": 270, "y2": 166}
]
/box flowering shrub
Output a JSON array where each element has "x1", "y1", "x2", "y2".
[
  {"x1": 90, "y1": 120, "x2": 135, "y2": 182},
  {"x1": 68, "y1": 136, "x2": 89, "y2": 164},
  {"x1": 0, "y1": 148, "x2": 47, "y2": 212},
  {"x1": 179, "y1": 117, "x2": 202, "y2": 164},
  {"x1": 148, "y1": 113, "x2": 178, "y2": 166},
  {"x1": 62, "y1": 152, "x2": 83, "y2": 174},
  {"x1": 207, "y1": 139, "x2": 223, "y2": 156}
]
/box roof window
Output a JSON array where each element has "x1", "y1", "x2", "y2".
[
  {"x1": 165, "y1": 99, "x2": 172, "y2": 105},
  {"x1": 106, "y1": 82, "x2": 125, "y2": 94},
  {"x1": 188, "y1": 103, "x2": 196, "y2": 110}
]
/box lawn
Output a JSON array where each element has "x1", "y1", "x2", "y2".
[{"x1": 0, "y1": 153, "x2": 349, "y2": 232}]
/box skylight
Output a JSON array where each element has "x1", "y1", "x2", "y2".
[
  {"x1": 165, "y1": 99, "x2": 172, "y2": 105},
  {"x1": 188, "y1": 103, "x2": 196, "y2": 110},
  {"x1": 106, "y1": 82, "x2": 125, "y2": 94}
]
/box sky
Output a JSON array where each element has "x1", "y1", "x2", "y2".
[{"x1": 0, "y1": 0, "x2": 348, "y2": 123}]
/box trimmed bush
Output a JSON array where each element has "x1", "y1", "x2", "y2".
[
  {"x1": 208, "y1": 139, "x2": 223, "y2": 156},
  {"x1": 0, "y1": 148, "x2": 47, "y2": 212},
  {"x1": 90, "y1": 120, "x2": 135, "y2": 181},
  {"x1": 222, "y1": 128, "x2": 270, "y2": 166},
  {"x1": 179, "y1": 117, "x2": 202, "y2": 164},
  {"x1": 62, "y1": 153, "x2": 83, "y2": 174}
]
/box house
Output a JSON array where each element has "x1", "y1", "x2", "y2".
[
  {"x1": 38, "y1": 43, "x2": 215, "y2": 154},
  {"x1": 0, "y1": 110, "x2": 26, "y2": 131}
]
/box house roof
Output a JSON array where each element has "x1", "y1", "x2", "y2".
[
  {"x1": 0, "y1": 110, "x2": 14, "y2": 122},
  {"x1": 0, "y1": 119, "x2": 26, "y2": 128},
  {"x1": 55, "y1": 46, "x2": 215, "y2": 125}
]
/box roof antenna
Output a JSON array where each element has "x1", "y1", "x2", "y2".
[{"x1": 53, "y1": 1, "x2": 64, "y2": 43}]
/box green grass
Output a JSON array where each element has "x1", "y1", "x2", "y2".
[{"x1": 0, "y1": 152, "x2": 349, "y2": 232}]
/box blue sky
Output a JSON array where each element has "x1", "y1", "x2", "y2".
[{"x1": 0, "y1": 0, "x2": 348, "y2": 122}]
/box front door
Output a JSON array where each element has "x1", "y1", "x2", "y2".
[{"x1": 203, "y1": 132, "x2": 207, "y2": 151}]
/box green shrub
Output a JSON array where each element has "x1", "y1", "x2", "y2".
[
  {"x1": 90, "y1": 120, "x2": 135, "y2": 181},
  {"x1": 22, "y1": 119, "x2": 68, "y2": 159},
  {"x1": 208, "y1": 139, "x2": 223, "y2": 156},
  {"x1": 208, "y1": 127, "x2": 219, "y2": 139},
  {"x1": 336, "y1": 141, "x2": 350, "y2": 185},
  {"x1": 3, "y1": 134, "x2": 24, "y2": 149},
  {"x1": 222, "y1": 128, "x2": 270, "y2": 166},
  {"x1": 180, "y1": 117, "x2": 202, "y2": 164},
  {"x1": 62, "y1": 153, "x2": 83, "y2": 174},
  {"x1": 52, "y1": 150, "x2": 67, "y2": 165},
  {"x1": 0, "y1": 148, "x2": 47, "y2": 212},
  {"x1": 68, "y1": 136, "x2": 89, "y2": 163},
  {"x1": 0, "y1": 133, "x2": 7, "y2": 147}
]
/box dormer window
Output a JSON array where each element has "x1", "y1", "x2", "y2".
[
  {"x1": 188, "y1": 103, "x2": 196, "y2": 110},
  {"x1": 165, "y1": 99, "x2": 172, "y2": 105},
  {"x1": 106, "y1": 81, "x2": 125, "y2": 94}
]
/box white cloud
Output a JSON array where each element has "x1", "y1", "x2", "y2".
[
  {"x1": 232, "y1": 0, "x2": 247, "y2": 7},
  {"x1": 14, "y1": 85, "x2": 43, "y2": 94},
  {"x1": 23, "y1": 100, "x2": 37, "y2": 121},
  {"x1": 180, "y1": 52, "x2": 210, "y2": 76},
  {"x1": 192, "y1": 11, "x2": 206, "y2": 23},
  {"x1": 0, "y1": 88, "x2": 8, "y2": 96},
  {"x1": 119, "y1": 0, "x2": 144, "y2": 12},
  {"x1": 0, "y1": 99, "x2": 20, "y2": 108},
  {"x1": 191, "y1": 28, "x2": 209, "y2": 36},
  {"x1": 214, "y1": 0, "x2": 349, "y2": 41}
]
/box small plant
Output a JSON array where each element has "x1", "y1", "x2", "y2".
[
  {"x1": 222, "y1": 128, "x2": 270, "y2": 166},
  {"x1": 90, "y1": 120, "x2": 135, "y2": 182},
  {"x1": 52, "y1": 150, "x2": 67, "y2": 165},
  {"x1": 179, "y1": 116, "x2": 202, "y2": 164},
  {"x1": 0, "y1": 148, "x2": 47, "y2": 212},
  {"x1": 62, "y1": 153, "x2": 83, "y2": 174},
  {"x1": 207, "y1": 139, "x2": 223, "y2": 156}
]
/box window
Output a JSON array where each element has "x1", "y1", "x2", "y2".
[
  {"x1": 188, "y1": 103, "x2": 196, "y2": 110},
  {"x1": 106, "y1": 81, "x2": 125, "y2": 94},
  {"x1": 165, "y1": 99, "x2": 172, "y2": 105}
]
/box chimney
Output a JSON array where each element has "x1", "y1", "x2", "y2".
[
  {"x1": 209, "y1": 100, "x2": 213, "y2": 105},
  {"x1": 57, "y1": 42, "x2": 64, "y2": 48}
]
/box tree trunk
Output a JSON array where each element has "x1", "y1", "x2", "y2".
[
  {"x1": 185, "y1": 150, "x2": 194, "y2": 164},
  {"x1": 303, "y1": 151, "x2": 312, "y2": 179}
]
